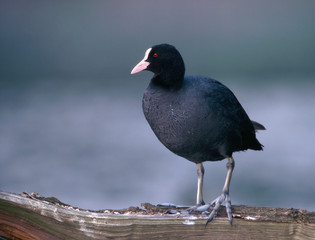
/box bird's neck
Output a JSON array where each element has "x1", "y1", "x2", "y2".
[
  {"x1": 152, "y1": 64, "x2": 185, "y2": 90},
  {"x1": 151, "y1": 74, "x2": 183, "y2": 90}
]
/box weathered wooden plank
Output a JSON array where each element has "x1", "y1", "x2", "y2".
[{"x1": 1, "y1": 191, "x2": 315, "y2": 240}]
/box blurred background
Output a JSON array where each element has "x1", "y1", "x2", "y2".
[{"x1": 1, "y1": 1, "x2": 315, "y2": 211}]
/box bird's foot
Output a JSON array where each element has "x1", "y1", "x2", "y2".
[
  {"x1": 157, "y1": 203, "x2": 211, "y2": 215},
  {"x1": 157, "y1": 203, "x2": 190, "y2": 214},
  {"x1": 157, "y1": 203, "x2": 212, "y2": 216},
  {"x1": 206, "y1": 191, "x2": 232, "y2": 226},
  {"x1": 187, "y1": 203, "x2": 211, "y2": 213}
]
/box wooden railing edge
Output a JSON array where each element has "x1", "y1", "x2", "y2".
[{"x1": 1, "y1": 190, "x2": 315, "y2": 240}]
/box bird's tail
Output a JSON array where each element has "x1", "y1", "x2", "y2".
[
  {"x1": 248, "y1": 120, "x2": 265, "y2": 151},
  {"x1": 251, "y1": 120, "x2": 266, "y2": 131}
]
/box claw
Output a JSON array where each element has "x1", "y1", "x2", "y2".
[
  {"x1": 187, "y1": 203, "x2": 210, "y2": 212},
  {"x1": 205, "y1": 157, "x2": 235, "y2": 226},
  {"x1": 225, "y1": 194, "x2": 233, "y2": 225},
  {"x1": 205, "y1": 191, "x2": 232, "y2": 226},
  {"x1": 157, "y1": 203, "x2": 177, "y2": 208},
  {"x1": 195, "y1": 204, "x2": 211, "y2": 212}
]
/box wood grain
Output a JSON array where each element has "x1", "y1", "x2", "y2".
[{"x1": 1, "y1": 191, "x2": 315, "y2": 240}]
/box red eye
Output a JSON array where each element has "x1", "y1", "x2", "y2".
[{"x1": 153, "y1": 53, "x2": 158, "y2": 58}]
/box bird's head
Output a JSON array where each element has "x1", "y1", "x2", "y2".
[{"x1": 131, "y1": 44, "x2": 185, "y2": 87}]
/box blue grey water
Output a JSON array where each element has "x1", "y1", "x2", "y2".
[{"x1": 1, "y1": 78, "x2": 314, "y2": 211}]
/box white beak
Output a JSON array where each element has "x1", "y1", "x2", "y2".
[{"x1": 131, "y1": 48, "x2": 152, "y2": 74}]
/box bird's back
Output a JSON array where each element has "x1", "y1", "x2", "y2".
[{"x1": 143, "y1": 76, "x2": 263, "y2": 163}]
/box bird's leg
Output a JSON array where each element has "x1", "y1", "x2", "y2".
[
  {"x1": 206, "y1": 157, "x2": 235, "y2": 226},
  {"x1": 162, "y1": 163, "x2": 207, "y2": 214},
  {"x1": 196, "y1": 162, "x2": 205, "y2": 206},
  {"x1": 186, "y1": 163, "x2": 207, "y2": 212}
]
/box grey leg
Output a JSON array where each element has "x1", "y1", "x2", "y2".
[
  {"x1": 206, "y1": 157, "x2": 235, "y2": 226},
  {"x1": 187, "y1": 163, "x2": 206, "y2": 212},
  {"x1": 162, "y1": 163, "x2": 206, "y2": 214},
  {"x1": 196, "y1": 163, "x2": 205, "y2": 206}
]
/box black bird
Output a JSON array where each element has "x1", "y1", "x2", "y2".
[{"x1": 131, "y1": 44, "x2": 265, "y2": 225}]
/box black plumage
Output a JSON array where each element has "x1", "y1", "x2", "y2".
[{"x1": 131, "y1": 43, "x2": 265, "y2": 225}]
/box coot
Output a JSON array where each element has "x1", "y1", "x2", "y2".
[{"x1": 131, "y1": 44, "x2": 265, "y2": 225}]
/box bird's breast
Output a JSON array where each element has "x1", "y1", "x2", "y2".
[{"x1": 142, "y1": 89, "x2": 211, "y2": 153}]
